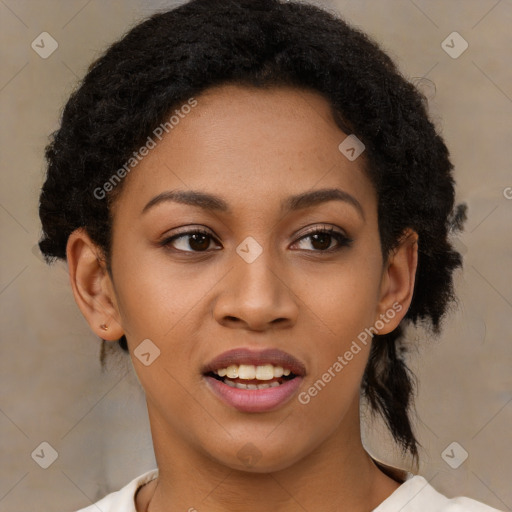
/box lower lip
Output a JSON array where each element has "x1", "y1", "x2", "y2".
[{"x1": 204, "y1": 375, "x2": 304, "y2": 413}]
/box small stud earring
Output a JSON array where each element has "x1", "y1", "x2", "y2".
[{"x1": 100, "y1": 324, "x2": 108, "y2": 331}]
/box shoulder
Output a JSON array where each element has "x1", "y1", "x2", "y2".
[
  {"x1": 73, "y1": 468, "x2": 159, "y2": 512},
  {"x1": 373, "y1": 475, "x2": 504, "y2": 512}
]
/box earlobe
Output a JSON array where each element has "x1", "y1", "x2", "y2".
[
  {"x1": 66, "y1": 228, "x2": 124, "y2": 342},
  {"x1": 375, "y1": 229, "x2": 418, "y2": 335}
]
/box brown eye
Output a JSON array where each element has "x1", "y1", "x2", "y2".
[
  {"x1": 293, "y1": 226, "x2": 352, "y2": 252},
  {"x1": 161, "y1": 229, "x2": 219, "y2": 253}
]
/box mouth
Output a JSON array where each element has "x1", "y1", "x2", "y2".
[
  {"x1": 204, "y1": 366, "x2": 297, "y2": 390},
  {"x1": 201, "y1": 347, "x2": 306, "y2": 412},
  {"x1": 201, "y1": 347, "x2": 306, "y2": 383}
]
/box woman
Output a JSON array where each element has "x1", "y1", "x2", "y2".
[{"x1": 38, "y1": 0, "x2": 502, "y2": 510}]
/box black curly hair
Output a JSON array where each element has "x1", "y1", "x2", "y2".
[{"x1": 38, "y1": 0, "x2": 466, "y2": 466}]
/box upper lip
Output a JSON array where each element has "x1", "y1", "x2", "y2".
[{"x1": 202, "y1": 347, "x2": 306, "y2": 377}]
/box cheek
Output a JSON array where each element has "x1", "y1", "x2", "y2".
[
  {"x1": 303, "y1": 256, "x2": 382, "y2": 341},
  {"x1": 293, "y1": 275, "x2": 378, "y2": 435},
  {"x1": 302, "y1": 280, "x2": 376, "y2": 385},
  {"x1": 295, "y1": 248, "x2": 382, "y2": 393},
  {"x1": 111, "y1": 243, "x2": 209, "y2": 338}
]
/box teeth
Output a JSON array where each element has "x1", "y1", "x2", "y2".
[
  {"x1": 225, "y1": 365, "x2": 239, "y2": 378},
  {"x1": 238, "y1": 364, "x2": 256, "y2": 379},
  {"x1": 256, "y1": 364, "x2": 274, "y2": 380},
  {"x1": 224, "y1": 379, "x2": 281, "y2": 390},
  {"x1": 214, "y1": 364, "x2": 293, "y2": 380}
]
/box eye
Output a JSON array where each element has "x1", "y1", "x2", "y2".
[
  {"x1": 160, "y1": 228, "x2": 220, "y2": 253},
  {"x1": 160, "y1": 225, "x2": 352, "y2": 254},
  {"x1": 292, "y1": 226, "x2": 353, "y2": 252}
]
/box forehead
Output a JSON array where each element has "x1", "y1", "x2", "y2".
[{"x1": 113, "y1": 84, "x2": 376, "y2": 219}]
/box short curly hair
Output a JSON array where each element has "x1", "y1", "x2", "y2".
[{"x1": 38, "y1": 0, "x2": 466, "y2": 465}]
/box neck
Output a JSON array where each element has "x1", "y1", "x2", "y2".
[{"x1": 139, "y1": 396, "x2": 401, "y2": 512}]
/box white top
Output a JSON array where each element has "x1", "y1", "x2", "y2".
[{"x1": 75, "y1": 466, "x2": 503, "y2": 512}]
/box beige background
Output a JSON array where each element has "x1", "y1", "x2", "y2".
[{"x1": 0, "y1": 0, "x2": 511, "y2": 511}]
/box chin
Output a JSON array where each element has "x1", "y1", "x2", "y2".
[{"x1": 208, "y1": 442, "x2": 307, "y2": 474}]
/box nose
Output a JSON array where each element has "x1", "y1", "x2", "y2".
[{"x1": 212, "y1": 244, "x2": 299, "y2": 331}]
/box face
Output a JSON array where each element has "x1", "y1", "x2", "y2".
[{"x1": 69, "y1": 84, "x2": 416, "y2": 474}]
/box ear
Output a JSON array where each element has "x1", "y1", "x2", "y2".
[
  {"x1": 374, "y1": 228, "x2": 418, "y2": 334},
  {"x1": 66, "y1": 228, "x2": 124, "y2": 342}
]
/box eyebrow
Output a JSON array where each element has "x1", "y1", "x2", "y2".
[{"x1": 141, "y1": 187, "x2": 365, "y2": 220}]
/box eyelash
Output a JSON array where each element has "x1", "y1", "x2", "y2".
[{"x1": 159, "y1": 225, "x2": 353, "y2": 254}]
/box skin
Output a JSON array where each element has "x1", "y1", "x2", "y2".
[{"x1": 67, "y1": 84, "x2": 418, "y2": 512}]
